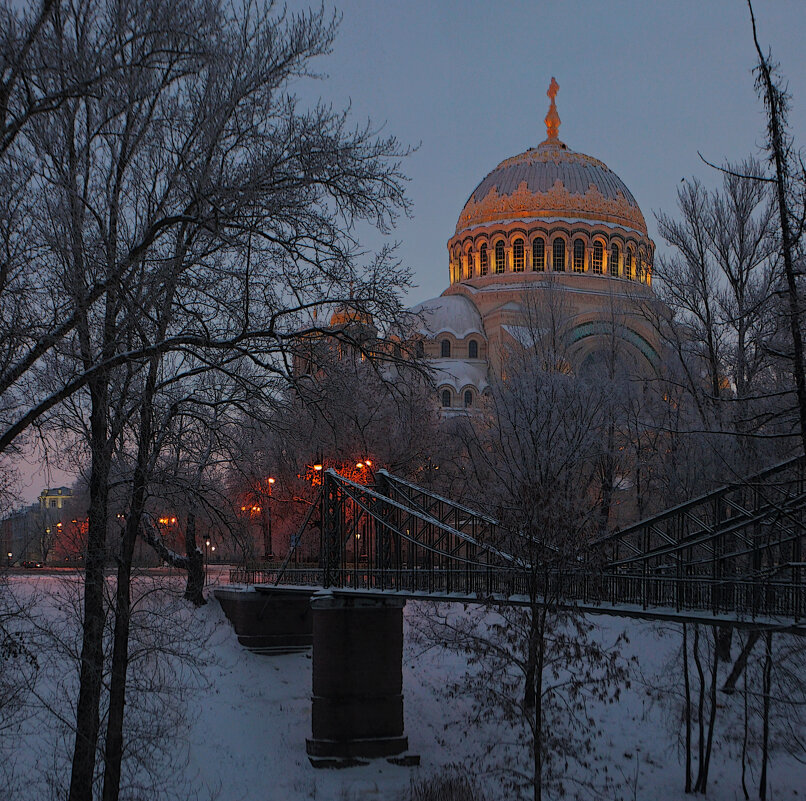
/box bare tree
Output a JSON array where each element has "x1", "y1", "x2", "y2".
[
  {"x1": 0, "y1": 2, "x2": 414, "y2": 799},
  {"x1": 748, "y1": 0, "x2": 806, "y2": 456},
  {"x1": 654, "y1": 161, "x2": 782, "y2": 468}
]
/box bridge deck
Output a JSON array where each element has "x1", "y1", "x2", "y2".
[{"x1": 243, "y1": 583, "x2": 806, "y2": 634}]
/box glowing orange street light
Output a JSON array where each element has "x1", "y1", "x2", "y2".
[
  {"x1": 267, "y1": 477, "x2": 275, "y2": 485},
  {"x1": 313, "y1": 464, "x2": 323, "y2": 471},
  {"x1": 364, "y1": 459, "x2": 372, "y2": 467},
  {"x1": 356, "y1": 462, "x2": 364, "y2": 469}
]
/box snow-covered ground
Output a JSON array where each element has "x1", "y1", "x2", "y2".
[
  {"x1": 3, "y1": 574, "x2": 805, "y2": 800},
  {"x1": 188, "y1": 594, "x2": 805, "y2": 801}
]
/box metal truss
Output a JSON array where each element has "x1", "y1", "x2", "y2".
[{"x1": 235, "y1": 459, "x2": 805, "y2": 627}]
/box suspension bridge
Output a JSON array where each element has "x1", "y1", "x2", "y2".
[
  {"x1": 233, "y1": 456, "x2": 806, "y2": 629},
  {"x1": 218, "y1": 455, "x2": 805, "y2": 763}
]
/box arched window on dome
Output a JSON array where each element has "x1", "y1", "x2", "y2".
[
  {"x1": 465, "y1": 250, "x2": 473, "y2": 278},
  {"x1": 637, "y1": 248, "x2": 646, "y2": 282},
  {"x1": 573, "y1": 239, "x2": 585, "y2": 272},
  {"x1": 494, "y1": 240, "x2": 505, "y2": 274},
  {"x1": 480, "y1": 244, "x2": 488, "y2": 276},
  {"x1": 513, "y1": 238, "x2": 524, "y2": 272},
  {"x1": 468, "y1": 339, "x2": 478, "y2": 359},
  {"x1": 592, "y1": 241, "x2": 603, "y2": 274},
  {"x1": 441, "y1": 339, "x2": 451, "y2": 358},
  {"x1": 441, "y1": 389, "x2": 451, "y2": 408},
  {"x1": 552, "y1": 238, "x2": 565, "y2": 271},
  {"x1": 532, "y1": 238, "x2": 545, "y2": 271},
  {"x1": 464, "y1": 389, "x2": 473, "y2": 408},
  {"x1": 624, "y1": 248, "x2": 633, "y2": 280},
  {"x1": 610, "y1": 243, "x2": 620, "y2": 277}
]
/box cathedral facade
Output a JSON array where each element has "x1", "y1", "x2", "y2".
[{"x1": 412, "y1": 79, "x2": 660, "y2": 411}]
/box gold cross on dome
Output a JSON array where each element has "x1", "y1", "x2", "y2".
[{"x1": 544, "y1": 76, "x2": 561, "y2": 141}]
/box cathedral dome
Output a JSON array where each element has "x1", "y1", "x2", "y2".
[
  {"x1": 455, "y1": 141, "x2": 647, "y2": 237},
  {"x1": 446, "y1": 78, "x2": 654, "y2": 289}
]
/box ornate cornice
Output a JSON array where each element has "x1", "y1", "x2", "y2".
[{"x1": 456, "y1": 179, "x2": 648, "y2": 236}]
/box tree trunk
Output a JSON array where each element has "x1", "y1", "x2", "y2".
[
  {"x1": 759, "y1": 630, "x2": 773, "y2": 801},
  {"x1": 102, "y1": 369, "x2": 158, "y2": 801},
  {"x1": 741, "y1": 643, "x2": 750, "y2": 801},
  {"x1": 101, "y1": 515, "x2": 138, "y2": 801},
  {"x1": 696, "y1": 630, "x2": 720, "y2": 792},
  {"x1": 532, "y1": 607, "x2": 545, "y2": 801},
  {"x1": 69, "y1": 378, "x2": 111, "y2": 801},
  {"x1": 683, "y1": 623, "x2": 692, "y2": 793},
  {"x1": 692, "y1": 625, "x2": 706, "y2": 791},
  {"x1": 715, "y1": 626, "x2": 732, "y2": 662},
  {"x1": 723, "y1": 630, "x2": 760, "y2": 694},
  {"x1": 749, "y1": 2, "x2": 806, "y2": 454}
]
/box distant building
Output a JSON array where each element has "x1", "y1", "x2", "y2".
[
  {"x1": 1, "y1": 503, "x2": 41, "y2": 563},
  {"x1": 38, "y1": 486, "x2": 73, "y2": 510}
]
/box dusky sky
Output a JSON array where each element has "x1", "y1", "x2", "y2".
[{"x1": 12, "y1": 0, "x2": 806, "y2": 501}]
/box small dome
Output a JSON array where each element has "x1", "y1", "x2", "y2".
[
  {"x1": 410, "y1": 295, "x2": 484, "y2": 339},
  {"x1": 456, "y1": 141, "x2": 646, "y2": 236}
]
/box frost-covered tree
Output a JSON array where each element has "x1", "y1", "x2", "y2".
[
  {"x1": 0, "y1": 1, "x2": 414, "y2": 798},
  {"x1": 415, "y1": 285, "x2": 632, "y2": 801}
]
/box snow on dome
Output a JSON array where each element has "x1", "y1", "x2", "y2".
[
  {"x1": 432, "y1": 359, "x2": 489, "y2": 394},
  {"x1": 410, "y1": 295, "x2": 484, "y2": 340},
  {"x1": 455, "y1": 144, "x2": 646, "y2": 236}
]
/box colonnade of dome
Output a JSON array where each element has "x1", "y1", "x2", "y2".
[{"x1": 448, "y1": 225, "x2": 652, "y2": 285}]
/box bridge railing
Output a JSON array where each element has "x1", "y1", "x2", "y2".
[{"x1": 228, "y1": 565, "x2": 803, "y2": 622}]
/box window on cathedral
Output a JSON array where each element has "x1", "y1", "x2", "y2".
[
  {"x1": 465, "y1": 250, "x2": 473, "y2": 278},
  {"x1": 610, "y1": 243, "x2": 620, "y2": 276},
  {"x1": 464, "y1": 390, "x2": 473, "y2": 408},
  {"x1": 416, "y1": 339, "x2": 425, "y2": 357},
  {"x1": 638, "y1": 249, "x2": 646, "y2": 282},
  {"x1": 468, "y1": 339, "x2": 478, "y2": 359},
  {"x1": 532, "y1": 238, "x2": 545, "y2": 271},
  {"x1": 513, "y1": 238, "x2": 524, "y2": 272},
  {"x1": 480, "y1": 244, "x2": 488, "y2": 275},
  {"x1": 494, "y1": 241, "x2": 505, "y2": 274},
  {"x1": 625, "y1": 249, "x2": 633, "y2": 280},
  {"x1": 441, "y1": 389, "x2": 451, "y2": 408},
  {"x1": 592, "y1": 241, "x2": 603, "y2": 274},
  {"x1": 441, "y1": 339, "x2": 451, "y2": 358},
  {"x1": 573, "y1": 239, "x2": 585, "y2": 272},
  {"x1": 552, "y1": 238, "x2": 565, "y2": 271}
]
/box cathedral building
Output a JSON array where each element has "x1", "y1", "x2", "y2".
[{"x1": 412, "y1": 79, "x2": 660, "y2": 411}]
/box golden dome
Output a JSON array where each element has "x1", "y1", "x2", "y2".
[
  {"x1": 455, "y1": 78, "x2": 646, "y2": 237},
  {"x1": 456, "y1": 143, "x2": 647, "y2": 236}
]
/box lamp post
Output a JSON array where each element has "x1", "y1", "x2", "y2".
[
  {"x1": 204, "y1": 538, "x2": 210, "y2": 582},
  {"x1": 263, "y1": 477, "x2": 275, "y2": 562}
]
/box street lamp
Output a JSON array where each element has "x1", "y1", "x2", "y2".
[
  {"x1": 7, "y1": 552, "x2": 11, "y2": 567},
  {"x1": 263, "y1": 477, "x2": 275, "y2": 562}
]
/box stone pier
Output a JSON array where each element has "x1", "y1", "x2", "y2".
[
  {"x1": 214, "y1": 586, "x2": 314, "y2": 654},
  {"x1": 306, "y1": 591, "x2": 413, "y2": 764}
]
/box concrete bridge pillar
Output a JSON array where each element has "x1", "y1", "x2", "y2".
[{"x1": 306, "y1": 591, "x2": 411, "y2": 763}]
